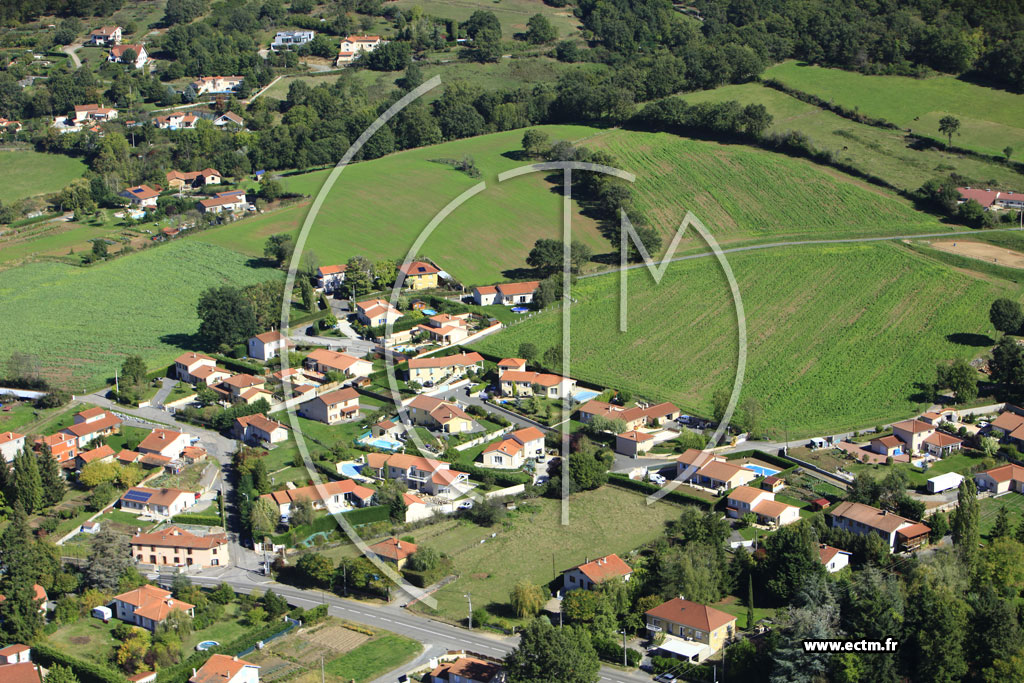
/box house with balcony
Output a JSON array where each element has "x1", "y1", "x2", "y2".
[
  {"x1": 192, "y1": 76, "x2": 244, "y2": 96},
  {"x1": 829, "y1": 501, "x2": 929, "y2": 552},
  {"x1": 260, "y1": 479, "x2": 374, "y2": 516},
  {"x1": 365, "y1": 452, "x2": 469, "y2": 496},
  {"x1": 645, "y1": 598, "x2": 736, "y2": 663},
  {"x1": 298, "y1": 388, "x2": 360, "y2": 424},
  {"x1": 61, "y1": 407, "x2": 121, "y2": 449},
  {"x1": 479, "y1": 427, "x2": 545, "y2": 469},
  {"x1": 272, "y1": 30, "x2": 315, "y2": 49},
  {"x1": 88, "y1": 26, "x2": 122, "y2": 45},
  {"x1": 233, "y1": 414, "x2": 288, "y2": 444},
  {"x1": 112, "y1": 585, "x2": 194, "y2": 632}
]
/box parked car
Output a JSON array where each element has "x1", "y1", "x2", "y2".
[
  {"x1": 654, "y1": 674, "x2": 677, "y2": 683},
  {"x1": 650, "y1": 473, "x2": 667, "y2": 486},
  {"x1": 457, "y1": 500, "x2": 474, "y2": 510}
]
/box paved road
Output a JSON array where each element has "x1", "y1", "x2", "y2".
[
  {"x1": 186, "y1": 569, "x2": 651, "y2": 683},
  {"x1": 581, "y1": 226, "x2": 1024, "y2": 280},
  {"x1": 287, "y1": 329, "x2": 375, "y2": 355},
  {"x1": 61, "y1": 43, "x2": 82, "y2": 69}
]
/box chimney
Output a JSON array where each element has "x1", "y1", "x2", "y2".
[
  {"x1": 233, "y1": 656, "x2": 238, "y2": 662},
  {"x1": 193, "y1": 669, "x2": 197, "y2": 678}
]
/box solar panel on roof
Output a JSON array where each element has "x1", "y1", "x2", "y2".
[{"x1": 123, "y1": 490, "x2": 152, "y2": 503}]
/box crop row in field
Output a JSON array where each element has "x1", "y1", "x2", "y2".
[
  {"x1": 472, "y1": 242, "x2": 1017, "y2": 437},
  {"x1": 762, "y1": 60, "x2": 1024, "y2": 159},
  {"x1": 586, "y1": 129, "x2": 943, "y2": 247},
  {"x1": 681, "y1": 83, "x2": 1024, "y2": 194},
  {"x1": 0, "y1": 241, "x2": 282, "y2": 391}
]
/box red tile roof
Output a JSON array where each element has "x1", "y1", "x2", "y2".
[
  {"x1": 573, "y1": 553, "x2": 632, "y2": 583},
  {"x1": 190, "y1": 655, "x2": 257, "y2": 683},
  {"x1": 429, "y1": 657, "x2": 501, "y2": 683},
  {"x1": 368, "y1": 536, "x2": 416, "y2": 561},
  {"x1": 131, "y1": 526, "x2": 227, "y2": 550},
  {"x1": 645, "y1": 598, "x2": 735, "y2": 631},
  {"x1": 399, "y1": 260, "x2": 439, "y2": 276}
]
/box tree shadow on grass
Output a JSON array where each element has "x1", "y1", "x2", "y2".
[
  {"x1": 946, "y1": 332, "x2": 994, "y2": 347},
  {"x1": 161, "y1": 331, "x2": 208, "y2": 353}
]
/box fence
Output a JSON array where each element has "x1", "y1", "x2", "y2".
[
  {"x1": 237, "y1": 617, "x2": 300, "y2": 656},
  {"x1": 454, "y1": 425, "x2": 513, "y2": 452}
]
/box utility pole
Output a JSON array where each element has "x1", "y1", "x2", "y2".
[
  {"x1": 619, "y1": 629, "x2": 627, "y2": 667},
  {"x1": 465, "y1": 593, "x2": 472, "y2": 629},
  {"x1": 342, "y1": 563, "x2": 347, "y2": 596},
  {"x1": 320, "y1": 655, "x2": 324, "y2": 683}
]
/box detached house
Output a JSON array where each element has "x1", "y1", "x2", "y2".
[
  {"x1": 316, "y1": 264, "x2": 347, "y2": 292},
  {"x1": 62, "y1": 407, "x2": 121, "y2": 449},
  {"x1": 213, "y1": 111, "x2": 245, "y2": 128},
  {"x1": 562, "y1": 553, "x2": 632, "y2": 592},
  {"x1": 271, "y1": 30, "x2": 315, "y2": 49},
  {"x1": 260, "y1": 479, "x2": 374, "y2": 516},
  {"x1": 108, "y1": 44, "x2": 148, "y2": 68},
  {"x1": 233, "y1": 414, "x2": 288, "y2": 444},
  {"x1": 247, "y1": 330, "x2": 289, "y2": 361},
  {"x1": 416, "y1": 313, "x2": 471, "y2": 345},
  {"x1": 725, "y1": 485, "x2": 800, "y2": 527},
  {"x1": 688, "y1": 460, "x2": 756, "y2": 491},
  {"x1": 398, "y1": 260, "x2": 440, "y2": 290},
  {"x1": 356, "y1": 299, "x2": 403, "y2": 327},
  {"x1": 112, "y1": 585, "x2": 194, "y2": 632},
  {"x1": 891, "y1": 419, "x2": 936, "y2": 454},
  {"x1": 166, "y1": 168, "x2": 222, "y2": 190},
  {"x1": 499, "y1": 371, "x2": 577, "y2": 399},
  {"x1": 367, "y1": 536, "x2": 417, "y2": 569},
  {"x1": 615, "y1": 430, "x2": 655, "y2": 457},
  {"x1": 138, "y1": 428, "x2": 190, "y2": 459},
  {"x1": 153, "y1": 113, "x2": 199, "y2": 129},
  {"x1": 191, "y1": 76, "x2": 244, "y2": 96},
  {"x1": 0, "y1": 645, "x2": 42, "y2": 683},
  {"x1": 471, "y1": 281, "x2": 539, "y2": 306},
  {"x1": 479, "y1": 427, "x2": 545, "y2": 469},
  {"x1": 175, "y1": 352, "x2": 218, "y2": 383},
  {"x1": 131, "y1": 526, "x2": 229, "y2": 568},
  {"x1": 366, "y1": 452, "x2": 469, "y2": 497},
  {"x1": 198, "y1": 191, "x2": 246, "y2": 214},
  {"x1": 298, "y1": 388, "x2": 360, "y2": 424},
  {"x1": 304, "y1": 349, "x2": 373, "y2": 379},
  {"x1": 829, "y1": 501, "x2": 929, "y2": 552},
  {"x1": 120, "y1": 486, "x2": 196, "y2": 517},
  {"x1": 976, "y1": 463, "x2": 1024, "y2": 494},
  {"x1": 37, "y1": 432, "x2": 78, "y2": 465},
  {"x1": 406, "y1": 395, "x2": 475, "y2": 433},
  {"x1": 577, "y1": 399, "x2": 679, "y2": 430},
  {"x1": 429, "y1": 656, "x2": 504, "y2": 683},
  {"x1": 189, "y1": 654, "x2": 260, "y2": 683},
  {"x1": 646, "y1": 598, "x2": 736, "y2": 663},
  {"x1": 0, "y1": 431, "x2": 25, "y2": 463},
  {"x1": 408, "y1": 351, "x2": 483, "y2": 386},
  {"x1": 88, "y1": 25, "x2": 122, "y2": 45},
  {"x1": 675, "y1": 448, "x2": 725, "y2": 479},
  {"x1": 336, "y1": 35, "x2": 383, "y2": 65},
  {"x1": 120, "y1": 184, "x2": 160, "y2": 208},
  {"x1": 819, "y1": 544, "x2": 852, "y2": 573}
]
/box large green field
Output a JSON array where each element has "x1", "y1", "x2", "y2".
[
  {"x1": 682, "y1": 82, "x2": 1024, "y2": 194},
  {"x1": 392, "y1": 0, "x2": 581, "y2": 38},
  {"x1": 0, "y1": 241, "x2": 281, "y2": 390},
  {"x1": 199, "y1": 125, "x2": 946, "y2": 285},
  {"x1": 763, "y1": 60, "x2": 1024, "y2": 159},
  {"x1": 412, "y1": 487, "x2": 683, "y2": 624},
  {"x1": 586, "y1": 128, "x2": 944, "y2": 246},
  {"x1": 199, "y1": 125, "x2": 612, "y2": 285},
  {"x1": 473, "y1": 242, "x2": 1017, "y2": 437},
  {"x1": 0, "y1": 222, "x2": 120, "y2": 267},
  {"x1": 0, "y1": 150, "x2": 87, "y2": 204}
]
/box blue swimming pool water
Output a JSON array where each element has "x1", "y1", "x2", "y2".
[
  {"x1": 573, "y1": 389, "x2": 600, "y2": 403},
  {"x1": 511, "y1": 306, "x2": 530, "y2": 313},
  {"x1": 744, "y1": 465, "x2": 779, "y2": 478},
  {"x1": 196, "y1": 641, "x2": 219, "y2": 651},
  {"x1": 339, "y1": 462, "x2": 363, "y2": 478},
  {"x1": 358, "y1": 432, "x2": 403, "y2": 452},
  {"x1": 421, "y1": 308, "x2": 437, "y2": 315}
]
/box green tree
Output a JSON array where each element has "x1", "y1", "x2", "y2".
[
  {"x1": 250, "y1": 497, "x2": 278, "y2": 538},
  {"x1": 12, "y1": 447, "x2": 43, "y2": 513},
  {"x1": 517, "y1": 342, "x2": 539, "y2": 365},
  {"x1": 344, "y1": 257, "x2": 373, "y2": 297},
  {"x1": 568, "y1": 451, "x2": 607, "y2": 492},
  {"x1": 939, "y1": 115, "x2": 961, "y2": 148},
  {"x1": 936, "y1": 358, "x2": 978, "y2": 403},
  {"x1": 991, "y1": 336, "x2": 1024, "y2": 387},
  {"x1": 121, "y1": 354, "x2": 148, "y2": 387},
  {"x1": 746, "y1": 573, "x2": 755, "y2": 630},
  {"x1": 85, "y1": 529, "x2": 131, "y2": 590},
  {"x1": 991, "y1": 505, "x2": 1012, "y2": 540},
  {"x1": 297, "y1": 553, "x2": 333, "y2": 587},
  {"x1": 262, "y1": 589, "x2": 289, "y2": 618},
  {"x1": 373, "y1": 260, "x2": 397, "y2": 289},
  {"x1": 197, "y1": 286, "x2": 258, "y2": 348},
  {"x1": 38, "y1": 449, "x2": 65, "y2": 507},
  {"x1": 527, "y1": 238, "x2": 563, "y2": 274},
  {"x1": 290, "y1": 498, "x2": 313, "y2": 527},
  {"x1": 510, "y1": 580, "x2": 546, "y2": 619},
  {"x1": 300, "y1": 278, "x2": 315, "y2": 312},
  {"x1": 263, "y1": 233, "x2": 294, "y2": 268},
  {"x1": 79, "y1": 461, "x2": 118, "y2": 488},
  {"x1": 45, "y1": 664, "x2": 80, "y2": 683},
  {"x1": 711, "y1": 388, "x2": 730, "y2": 423},
  {"x1": 522, "y1": 129, "x2": 550, "y2": 157},
  {"x1": 525, "y1": 14, "x2": 556, "y2": 44},
  {"x1": 505, "y1": 618, "x2": 600, "y2": 683},
  {"x1": 0, "y1": 504, "x2": 44, "y2": 643},
  {"x1": 990, "y1": 298, "x2": 1023, "y2": 336},
  {"x1": 951, "y1": 477, "x2": 980, "y2": 571},
  {"x1": 903, "y1": 574, "x2": 969, "y2": 683},
  {"x1": 569, "y1": 240, "x2": 592, "y2": 273},
  {"x1": 245, "y1": 605, "x2": 267, "y2": 626},
  {"x1": 91, "y1": 239, "x2": 108, "y2": 260},
  {"x1": 1005, "y1": 146, "x2": 1015, "y2": 161},
  {"x1": 761, "y1": 522, "x2": 826, "y2": 603}
]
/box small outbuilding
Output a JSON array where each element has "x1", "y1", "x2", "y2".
[
  {"x1": 926, "y1": 471, "x2": 964, "y2": 494},
  {"x1": 92, "y1": 605, "x2": 112, "y2": 622}
]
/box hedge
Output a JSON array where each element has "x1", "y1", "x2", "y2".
[
  {"x1": 594, "y1": 638, "x2": 642, "y2": 668},
  {"x1": 171, "y1": 512, "x2": 222, "y2": 526},
  {"x1": 450, "y1": 462, "x2": 531, "y2": 487},
  {"x1": 724, "y1": 449, "x2": 793, "y2": 470},
  {"x1": 157, "y1": 620, "x2": 291, "y2": 683},
  {"x1": 270, "y1": 505, "x2": 390, "y2": 545},
  {"x1": 31, "y1": 641, "x2": 129, "y2": 683},
  {"x1": 606, "y1": 473, "x2": 715, "y2": 509}
]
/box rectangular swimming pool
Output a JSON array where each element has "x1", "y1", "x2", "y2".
[{"x1": 743, "y1": 465, "x2": 780, "y2": 478}]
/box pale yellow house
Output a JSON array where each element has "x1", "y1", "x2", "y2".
[
  {"x1": 130, "y1": 526, "x2": 229, "y2": 568},
  {"x1": 298, "y1": 387, "x2": 360, "y2": 424},
  {"x1": 406, "y1": 395, "x2": 475, "y2": 433},
  {"x1": 398, "y1": 261, "x2": 440, "y2": 290},
  {"x1": 646, "y1": 598, "x2": 736, "y2": 663},
  {"x1": 408, "y1": 351, "x2": 483, "y2": 386}
]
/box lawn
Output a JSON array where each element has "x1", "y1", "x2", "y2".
[
  {"x1": 585, "y1": 128, "x2": 944, "y2": 249},
  {"x1": 0, "y1": 402, "x2": 44, "y2": 432},
  {"x1": 0, "y1": 241, "x2": 282, "y2": 391},
  {"x1": 0, "y1": 222, "x2": 124, "y2": 268},
  {"x1": 323, "y1": 633, "x2": 421, "y2": 683},
  {"x1": 472, "y1": 242, "x2": 1020, "y2": 438},
  {"x1": 391, "y1": 0, "x2": 581, "y2": 38},
  {"x1": 762, "y1": 60, "x2": 1024, "y2": 158},
  {"x1": 979, "y1": 493, "x2": 1024, "y2": 538},
  {"x1": 0, "y1": 150, "x2": 87, "y2": 204},
  {"x1": 413, "y1": 486, "x2": 685, "y2": 624},
  {"x1": 682, "y1": 82, "x2": 1024, "y2": 194},
  {"x1": 198, "y1": 125, "x2": 612, "y2": 286},
  {"x1": 105, "y1": 426, "x2": 151, "y2": 453},
  {"x1": 46, "y1": 615, "x2": 119, "y2": 666}
]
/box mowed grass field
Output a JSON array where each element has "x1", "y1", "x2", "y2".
[
  {"x1": 391, "y1": 0, "x2": 580, "y2": 38},
  {"x1": 763, "y1": 60, "x2": 1024, "y2": 158},
  {"x1": 473, "y1": 242, "x2": 1018, "y2": 437},
  {"x1": 0, "y1": 241, "x2": 281, "y2": 391},
  {"x1": 587, "y1": 128, "x2": 944, "y2": 246},
  {"x1": 0, "y1": 150, "x2": 87, "y2": 204},
  {"x1": 0, "y1": 222, "x2": 126, "y2": 267},
  {"x1": 682, "y1": 83, "x2": 1024, "y2": 194},
  {"x1": 199, "y1": 125, "x2": 612, "y2": 285},
  {"x1": 413, "y1": 487, "x2": 682, "y2": 624}
]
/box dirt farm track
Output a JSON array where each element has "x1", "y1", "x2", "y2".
[{"x1": 928, "y1": 239, "x2": 1024, "y2": 269}]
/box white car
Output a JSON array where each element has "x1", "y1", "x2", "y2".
[
  {"x1": 650, "y1": 474, "x2": 667, "y2": 486},
  {"x1": 457, "y1": 500, "x2": 474, "y2": 510}
]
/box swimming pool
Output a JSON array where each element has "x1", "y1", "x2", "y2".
[
  {"x1": 357, "y1": 432, "x2": 403, "y2": 452},
  {"x1": 196, "y1": 641, "x2": 219, "y2": 651},
  {"x1": 743, "y1": 465, "x2": 779, "y2": 478},
  {"x1": 339, "y1": 462, "x2": 363, "y2": 478},
  {"x1": 421, "y1": 308, "x2": 437, "y2": 315},
  {"x1": 573, "y1": 389, "x2": 600, "y2": 403},
  {"x1": 511, "y1": 306, "x2": 530, "y2": 313}
]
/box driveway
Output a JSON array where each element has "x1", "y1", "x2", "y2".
[
  {"x1": 62, "y1": 43, "x2": 82, "y2": 69},
  {"x1": 149, "y1": 377, "x2": 177, "y2": 408}
]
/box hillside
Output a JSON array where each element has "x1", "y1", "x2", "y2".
[
  {"x1": 763, "y1": 61, "x2": 1024, "y2": 159},
  {"x1": 472, "y1": 242, "x2": 1017, "y2": 437},
  {"x1": 0, "y1": 151, "x2": 87, "y2": 204},
  {"x1": 0, "y1": 241, "x2": 281, "y2": 391},
  {"x1": 200, "y1": 125, "x2": 946, "y2": 284},
  {"x1": 682, "y1": 83, "x2": 1024, "y2": 194}
]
